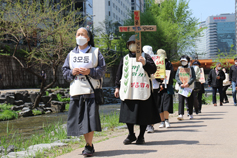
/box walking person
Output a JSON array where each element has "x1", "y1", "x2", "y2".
[
  {"x1": 62, "y1": 27, "x2": 106, "y2": 157},
  {"x1": 208, "y1": 62, "x2": 225, "y2": 106},
  {"x1": 222, "y1": 67, "x2": 230, "y2": 104},
  {"x1": 142, "y1": 45, "x2": 158, "y2": 133},
  {"x1": 192, "y1": 60, "x2": 201, "y2": 115},
  {"x1": 155, "y1": 49, "x2": 174, "y2": 128},
  {"x1": 175, "y1": 55, "x2": 196, "y2": 120},
  {"x1": 229, "y1": 58, "x2": 237, "y2": 106},
  {"x1": 114, "y1": 35, "x2": 160, "y2": 144}
]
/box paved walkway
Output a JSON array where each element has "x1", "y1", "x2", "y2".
[{"x1": 58, "y1": 101, "x2": 237, "y2": 158}]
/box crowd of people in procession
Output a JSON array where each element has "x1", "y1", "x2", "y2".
[{"x1": 62, "y1": 30, "x2": 237, "y2": 157}]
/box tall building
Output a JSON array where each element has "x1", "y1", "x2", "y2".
[
  {"x1": 195, "y1": 21, "x2": 207, "y2": 59},
  {"x1": 131, "y1": 0, "x2": 145, "y2": 12},
  {"x1": 206, "y1": 13, "x2": 236, "y2": 58},
  {"x1": 93, "y1": 0, "x2": 145, "y2": 33}
]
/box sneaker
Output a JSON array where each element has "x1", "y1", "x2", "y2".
[
  {"x1": 147, "y1": 125, "x2": 154, "y2": 133},
  {"x1": 159, "y1": 122, "x2": 165, "y2": 128},
  {"x1": 189, "y1": 114, "x2": 193, "y2": 119},
  {"x1": 235, "y1": 103, "x2": 237, "y2": 106},
  {"x1": 198, "y1": 110, "x2": 201, "y2": 113},
  {"x1": 165, "y1": 120, "x2": 170, "y2": 128},
  {"x1": 82, "y1": 143, "x2": 95, "y2": 157},
  {"x1": 136, "y1": 137, "x2": 145, "y2": 144},
  {"x1": 177, "y1": 114, "x2": 183, "y2": 120},
  {"x1": 123, "y1": 133, "x2": 137, "y2": 145}
]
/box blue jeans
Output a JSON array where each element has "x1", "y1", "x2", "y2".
[
  {"x1": 212, "y1": 87, "x2": 223, "y2": 104},
  {"x1": 232, "y1": 81, "x2": 236, "y2": 104}
]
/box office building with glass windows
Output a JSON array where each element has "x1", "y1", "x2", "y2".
[
  {"x1": 205, "y1": 13, "x2": 236, "y2": 58},
  {"x1": 195, "y1": 21, "x2": 207, "y2": 59}
]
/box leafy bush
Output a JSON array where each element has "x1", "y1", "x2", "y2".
[
  {"x1": 32, "y1": 110, "x2": 43, "y2": 115},
  {"x1": 0, "y1": 110, "x2": 18, "y2": 121},
  {"x1": 0, "y1": 104, "x2": 13, "y2": 111}
]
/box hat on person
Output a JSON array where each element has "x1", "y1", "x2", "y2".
[
  {"x1": 179, "y1": 55, "x2": 190, "y2": 62},
  {"x1": 192, "y1": 60, "x2": 201, "y2": 66},
  {"x1": 143, "y1": 45, "x2": 154, "y2": 55},
  {"x1": 126, "y1": 35, "x2": 136, "y2": 49},
  {"x1": 157, "y1": 49, "x2": 167, "y2": 59}
]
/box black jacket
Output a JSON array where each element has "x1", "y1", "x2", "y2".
[
  {"x1": 208, "y1": 68, "x2": 225, "y2": 87},
  {"x1": 229, "y1": 65, "x2": 237, "y2": 82}
]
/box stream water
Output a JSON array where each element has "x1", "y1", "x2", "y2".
[{"x1": 0, "y1": 104, "x2": 121, "y2": 138}]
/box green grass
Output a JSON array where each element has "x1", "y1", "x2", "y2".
[
  {"x1": 0, "y1": 104, "x2": 14, "y2": 111},
  {"x1": 100, "y1": 111, "x2": 124, "y2": 129},
  {"x1": 56, "y1": 94, "x2": 70, "y2": 103},
  {"x1": 0, "y1": 110, "x2": 18, "y2": 121},
  {"x1": 65, "y1": 103, "x2": 70, "y2": 111},
  {"x1": 32, "y1": 110, "x2": 43, "y2": 115}
]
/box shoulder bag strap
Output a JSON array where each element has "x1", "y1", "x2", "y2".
[{"x1": 85, "y1": 75, "x2": 95, "y2": 93}]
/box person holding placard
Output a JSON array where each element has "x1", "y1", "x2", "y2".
[
  {"x1": 114, "y1": 35, "x2": 160, "y2": 144},
  {"x1": 62, "y1": 27, "x2": 106, "y2": 157},
  {"x1": 192, "y1": 61, "x2": 205, "y2": 113},
  {"x1": 154, "y1": 49, "x2": 174, "y2": 128},
  {"x1": 175, "y1": 55, "x2": 196, "y2": 120},
  {"x1": 143, "y1": 45, "x2": 158, "y2": 133}
]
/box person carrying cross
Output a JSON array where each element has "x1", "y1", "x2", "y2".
[{"x1": 114, "y1": 35, "x2": 160, "y2": 145}]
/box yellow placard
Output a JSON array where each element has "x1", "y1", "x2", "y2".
[{"x1": 151, "y1": 55, "x2": 166, "y2": 78}]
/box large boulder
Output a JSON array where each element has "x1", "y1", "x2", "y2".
[
  {"x1": 51, "y1": 101, "x2": 65, "y2": 113},
  {"x1": 41, "y1": 96, "x2": 50, "y2": 104},
  {"x1": 29, "y1": 92, "x2": 39, "y2": 103},
  {"x1": 0, "y1": 97, "x2": 6, "y2": 103},
  {"x1": 6, "y1": 96, "x2": 15, "y2": 105},
  {"x1": 50, "y1": 93, "x2": 57, "y2": 100},
  {"x1": 19, "y1": 109, "x2": 33, "y2": 117},
  {"x1": 13, "y1": 100, "x2": 24, "y2": 106},
  {"x1": 11, "y1": 105, "x2": 24, "y2": 111},
  {"x1": 14, "y1": 92, "x2": 23, "y2": 100}
]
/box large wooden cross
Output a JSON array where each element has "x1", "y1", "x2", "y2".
[{"x1": 119, "y1": 10, "x2": 157, "y2": 61}]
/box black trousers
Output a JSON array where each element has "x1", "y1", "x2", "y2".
[
  {"x1": 178, "y1": 92, "x2": 194, "y2": 115},
  {"x1": 192, "y1": 90, "x2": 199, "y2": 113},
  {"x1": 198, "y1": 92, "x2": 203, "y2": 111},
  {"x1": 212, "y1": 86, "x2": 223, "y2": 104},
  {"x1": 222, "y1": 86, "x2": 229, "y2": 102}
]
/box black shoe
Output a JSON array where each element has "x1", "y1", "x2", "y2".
[
  {"x1": 136, "y1": 137, "x2": 145, "y2": 144},
  {"x1": 123, "y1": 133, "x2": 137, "y2": 145},
  {"x1": 224, "y1": 101, "x2": 229, "y2": 103},
  {"x1": 82, "y1": 143, "x2": 95, "y2": 157},
  {"x1": 198, "y1": 110, "x2": 201, "y2": 113}
]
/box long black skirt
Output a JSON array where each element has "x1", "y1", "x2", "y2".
[
  {"x1": 153, "y1": 89, "x2": 173, "y2": 114},
  {"x1": 67, "y1": 96, "x2": 101, "y2": 136},
  {"x1": 119, "y1": 94, "x2": 161, "y2": 125}
]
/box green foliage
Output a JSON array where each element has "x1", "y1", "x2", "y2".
[
  {"x1": 45, "y1": 91, "x2": 49, "y2": 96},
  {"x1": 100, "y1": 111, "x2": 124, "y2": 129},
  {"x1": 56, "y1": 94, "x2": 70, "y2": 103},
  {"x1": 0, "y1": 110, "x2": 18, "y2": 121},
  {"x1": 211, "y1": 45, "x2": 237, "y2": 69},
  {"x1": 0, "y1": 104, "x2": 13, "y2": 111},
  {"x1": 1, "y1": 121, "x2": 68, "y2": 155},
  {"x1": 65, "y1": 103, "x2": 70, "y2": 111},
  {"x1": 32, "y1": 110, "x2": 43, "y2": 115},
  {"x1": 122, "y1": 0, "x2": 203, "y2": 61}
]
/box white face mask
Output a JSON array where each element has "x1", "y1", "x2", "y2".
[
  {"x1": 181, "y1": 61, "x2": 188, "y2": 66},
  {"x1": 129, "y1": 44, "x2": 136, "y2": 52},
  {"x1": 217, "y1": 67, "x2": 221, "y2": 70},
  {"x1": 235, "y1": 62, "x2": 237, "y2": 65},
  {"x1": 76, "y1": 36, "x2": 88, "y2": 46}
]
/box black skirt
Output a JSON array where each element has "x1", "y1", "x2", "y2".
[
  {"x1": 119, "y1": 94, "x2": 161, "y2": 125},
  {"x1": 67, "y1": 96, "x2": 101, "y2": 136},
  {"x1": 154, "y1": 89, "x2": 173, "y2": 114}
]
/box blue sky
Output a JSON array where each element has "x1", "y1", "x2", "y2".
[{"x1": 188, "y1": 0, "x2": 235, "y2": 22}]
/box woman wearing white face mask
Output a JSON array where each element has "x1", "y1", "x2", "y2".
[
  {"x1": 114, "y1": 35, "x2": 160, "y2": 144},
  {"x1": 208, "y1": 62, "x2": 225, "y2": 106},
  {"x1": 175, "y1": 55, "x2": 196, "y2": 120},
  {"x1": 62, "y1": 27, "x2": 106, "y2": 157}
]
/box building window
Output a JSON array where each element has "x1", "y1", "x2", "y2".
[
  {"x1": 113, "y1": 3, "x2": 115, "y2": 8},
  {"x1": 109, "y1": 11, "x2": 110, "y2": 16},
  {"x1": 108, "y1": 1, "x2": 110, "y2": 6},
  {"x1": 116, "y1": 6, "x2": 117, "y2": 10}
]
